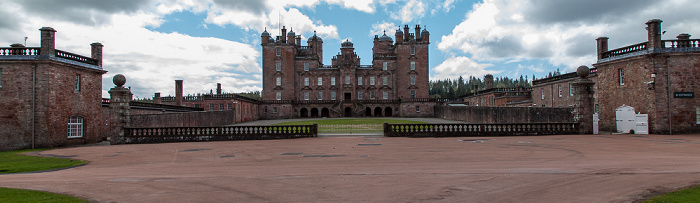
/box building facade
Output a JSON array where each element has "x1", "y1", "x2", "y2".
[
  {"x1": 259, "y1": 25, "x2": 432, "y2": 118},
  {"x1": 0, "y1": 27, "x2": 106, "y2": 151},
  {"x1": 594, "y1": 19, "x2": 700, "y2": 134},
  {"x1": 531, "y1": 69, "x2": 599, "y2": 108}
]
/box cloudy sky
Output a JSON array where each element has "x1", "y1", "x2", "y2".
[{"x1": 1, "y1": 0, "x2": 698, "y2": 98}]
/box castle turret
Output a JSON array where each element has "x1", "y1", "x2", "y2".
[
  {"x1": 395, "y1": 29, "x2": 403, "y2": 44},
  {"x1": 287, "y1": 28, "x2": 296, "y2": 45},
  {"x1": 261, "y1": 28, "x2": 271, "y2": 44},
  {"x1": 308, "y1": 31, "x2": 323, "y2": 62},
  {"x1": 421, "y1": 28, "x2": 430, "y2": 42}
]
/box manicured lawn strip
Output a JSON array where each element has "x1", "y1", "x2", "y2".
[
  {"x1": 0, "y1": 149, "x2": 87, "y2": 174},
  {"x1": 0, "y1": 187, "x2": 87, "y2": 203},
  {"x1": 644, "y1": 185, "x2": 700, "y2": 203},
  {"x1": 274, "y1": 118, "x2": 427, "y2": 126}
]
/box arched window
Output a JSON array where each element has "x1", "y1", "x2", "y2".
[{"x1": 68, "y1": 116, "x2": 83, "y2": 138}]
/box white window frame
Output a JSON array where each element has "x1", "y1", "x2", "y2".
[
  {"x1": 276, "y1": 48, "x2": 281, "y2": 56},
  {"x1": 383, "y1": 62, "x2": 387, "y2": 71},
  {"x1": 75, "y1": 74, "x2": 81, "y2": 92},
  {"x1": 219, "y1": 103, "x2": 225, "y2": 111},
  {"x1": 383, "y1": 91, "x2": 388, "y2": 100},
  {"x1": 358, "y1": 91, "x2": 363, "y2": 100},
  {"x1": 276, "y1": 62, "x2": 281, "y2": 71},
  {"x1": 318, "y1": 77, "x2": 322, "y2": 86},
  {"x1": 541, "y1": 88, "x2": 544, "y2": 100},
  {"x1": 619, "y1": 68, "x2": 625, "y2": 86},
  {"x1": 410, "y1": 61, "x2": 415, "y2": 70},
  {"x1": 227, "y1": 103, "x2": 232, "y2": 110},
  {"x1": 382, "y1": 77, "x2": 387, "y2": 86},
  {"x1": 410, "y1": 46, "x2": 415, "y2": 55},
  {"x1": 209, "y1": 104, "x2": 215, "y2": 111},
  {"x1": 411, "y1": 90, "x2": 416, "y2": 99},
  {"x1": 304, "y1": 62, "x2": 309, "y2": 71},
  {"x1": 304, "y1": 77, "x2": 309, "y2": 86},
  {"x1": 345, "y1": 76, "x2": 350, "y2": 85},
  {"x1": 304, "y1": 92, "x2": 309, "y2": 100},
  {"x1": 272, "y1": 107, "x2": 278, "y2": 114},
  {"x1": 331, "y1": 92, "x2": 336, "y2": 100},
  {"x1": 370, "y1": 77, "x2": 375, "y2": 85},
  {"x1": 331, "y1": 77, "x2": 336, "y2": 85},
  {"x1": 317, "y1": 92, "x2": 323, "y2": 100},
  {"x1": 358, "y1": 77, "x2": 363, "y2": 86},
  {"x1": 410, "y1": 75, "x2": 416, "y2": 85},
  {"x1": 569, "y1": 83, "x2": 574, "y2": 96},
  {"x1": 276, "y1": 77, "x2": 281, "y2": 86},
  {"x1": 67, "y1": 116, "x2": 83, "y2": 138},
  {"x1": 558, "y1": 85, "x2": 562, "y2": 97},
  {"x1": 276, "y1": 92, "x2": 281, "y2": 100}
]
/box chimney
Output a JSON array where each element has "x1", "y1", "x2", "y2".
[
  {"x1": 484, "y1": 74, "x2": 494, "y2": 89},
  {"x1": 596, "y1": 37, "x2": 609, "y2": 60},
  {"x1": 296, "y1": 36, "x2": 301, "y2": 46},
  {"x1": 473, "y1": 85, "x2": 479, "y2": 95},
  {"x1": 175, "y1": 80, "x2": 183, "y2": 106},
  {"x1": 281, "y1": 26, "x2": 287, "y2": 43},
  {"x1": 39, "y1": 27, "x2": 56, "y2": 58},
  {"x1": 91, "y1": 42, "x2": 103, "y2": 67},
  {"x1": 415, "y1": 25, "x2": 421, "y2": 41},
  {"x1": 153, "y1": 92, "x2": 161, "y2": 104},
  {"x1": 646, "y1": 19, "x2": 663, "y2": 49},
  {"x1": 216, "y1": 83, "x2": 222, "y2": 95},
  {"x1": 677, "y1": 33, "x2": 691, "y2": 47},
  {"x1": 403, "y1": 25, "x2": 410, "y2": 41}
]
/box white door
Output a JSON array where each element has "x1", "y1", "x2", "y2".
[
  {"x1": 615, "y1": 105, "x2": 635, "y2": 133},
  {"x1": 635, "y1": 114, "x2": 649, "y2": 134},
  {"x1": 593, "y1": 113, "x2": 599, "y2": 135}
]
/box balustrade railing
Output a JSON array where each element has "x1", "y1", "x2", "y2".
[
  {"x1": 532, "y1": 68, "x2": 597, "y2": 85},
  {"x1": 663, "y1": 39, "x2": 700, "y2": 48},
  {"x1": 55, "y1": 49, "x2": 99, "y2": 65},
  {"x1": 124, "y1": 124, "x2": 317, "y2": 143},
  {"x1": 384, "y1": 123, "x2": 579, "y2": 137},
  {"x1": 0, "y1": 47, "x2": 40, "y2": 56},
  {"x1": 600, "y1": 42, "x2": 647, "y2": 59}
]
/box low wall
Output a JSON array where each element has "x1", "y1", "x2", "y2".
[
  {"x1": 435, "y1": 105, "x2": 574, "y2": 123},
  {"x1": 124, "y1": 124, "x2": 317, "y2": 144},
  {"x1": 129, "y1": 110, "x2": 236, "y2": 128}
]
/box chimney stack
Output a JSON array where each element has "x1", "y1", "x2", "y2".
[
  {"x1": 154, "y1": 93, "x2": 161, "y2": 104},
  {"x1": 646, "y1": 19, "x2": 663, "y2": 49},
  {"x1": 596, "y1": 37, "x2": 609, "y2": 60},
  {"x1": 91, "y1": 42, "x2": 103, "y2": 67},
  {"x1": 415, "y1": 25, "x2": 421, "y2": 41},
  {"x1": 281, "y1": 26, "x2": 287, "y2": 43},
  {"x1": 175, "y1": 80, "x2": 183, "y2": 106},
  {"x1": 216, "y1": 83, "x2": 222, "y2": 95},
  {"x1": 39, "y1": 27, "x2": 56, "y2": 58}
]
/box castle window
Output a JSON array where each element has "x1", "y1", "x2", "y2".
[
  {"x1": 410, "y1": 46, "x2": 415, "y2": 55},
  {"x1": 317, "y1": 92, "x2": 323, "y2": 100},
  {"x1": 209, "y1": 104, "x2": 215, "y2": 111},
  {"x1": 345, "y1": 76, "x2": 350, "y2": 85},
  {"x1": 276, "y1": 48, "x2": 281, "y2": 56},
  {"x1": 370, "y1": 77, "x2": 375, "y2": 85},
  {"x1": 383, "y1": 91, "x2": 388, "y2": 99},
  {"x1": 410, "y1": 75, "x2": 416, "y2": 85},
  {"x1": 227, "y1": 103, "x2": 232, "y2": 110},
  {"x1": 619, "y1": 68, "x2": 625, "y2": 85},
  {"x1": 416, "y1": 106, "x2": 420, "y2": 112},
  {"x1": 558, "y1": 85, "x2": 562, "y2": 97},
  {"x1": 272, "y1": 107, "x2": 277, "y2": 114},
  {"x1": 382, "y1": 77, "x2": 387, "y2": 85},
  {"x1": 541, "y1": 88, "x2": 544, "y2": 100},
  {"x1": 304, "y1": 62, "x2": 309, "y2": 71},
  {"x1": 411, "y1": 90, "x2": 416, "y2": 99},
  {"x1": 67, "y1": 116, "x2": 83, "y2": 138},
  {"x1": 383, "y1": 62, "x2": 387, "y2": 71},
  {"x1": 276, "y1": 92, "x2": 281, "y2": 100},
  {"x1": 331, "y1": 77, "x2": 336, "y2": 85},
  {"x1": 219, "y1": 103, "x2": 225, "y2": 111},
  {"x1": 358, "y1": 77, "x2": 363, "y2": 86},
  {"x1": 358, "y1": 91, "x2": 363, "y2": 100},
  {"x1": 569, "y1": 83, "x2": 574, "y2": 96},
  {"x1": 331, "y1": 92, "x2": 336, "y2": 100},
  {"x1": 410, "y1": 61, "x2": 415, "y2": 70},
  {"x1": 276, "y1": 62, "x2": 281, "y2": 71},
  {"x1": 370, "y1": 91, "x2": 375, "y2": 99},
  {"x1": 318, "y1": 77, "x2": 322, "y2": 86},
  {"x1": 304, "y1": 77, "x2": 309, "y2": 86},
  {"x1": 304, "y1": 92, "x2": 309, "y2": 100},
  {"x1": 276, "y1": 77, "x2": 281, "y2": 86},
  {"x1": 75, "y1": 74, "x2": 81, "y2": 92}
]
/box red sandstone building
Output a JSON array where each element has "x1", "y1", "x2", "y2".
[
  {"x1": 531, "y1": 68, "x2": 599, "y2": 108},
  {"x1": 0, "y1": 27, "x2": 106, "y2": 151},
  {"x1": 258, "y1": 25, "x2": 433, "y2": 118}
]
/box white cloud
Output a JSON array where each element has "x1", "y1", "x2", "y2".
[
  {"x1": 431, "y1": 56, "x2": 499, "y2": 80},
  {"x1": 391, "y1": 0, "x2": 425, "y2": 23},
  {"x1": 369, "y1": 21, "x2": 397, "y2": 37},
  {"x1": 324, "y1": 0, "x2": 375, "y2": 13}
]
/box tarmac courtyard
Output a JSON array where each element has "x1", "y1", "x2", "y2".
[{"x1": 2, "y1": 133, "x2": 700, "y2": 202}]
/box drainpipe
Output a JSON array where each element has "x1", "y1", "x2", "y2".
[
  {"x1": 666, "y1": 55, "x2": 672, "y2": 135},
  {"x1": 32, "y1": 64, "x2": 36, "y2": 149}
]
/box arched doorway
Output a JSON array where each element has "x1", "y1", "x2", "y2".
[
  {"x1": 365, "y1": 107, "x2": 372, "y2": 117},
  {"x1": 344, "y1": 107, "x2": 352, "y2": 117},
  {"x1": 385, "y1": 107, "x2": 393, "y2": 117},
  {"x1": 300, "y1": 108, "x2": 308, "y2": 118},
  {"x1": 321, "y1": 108, "x2": 330, "y2": 117},
  {"x1": 374, "y1": 107, "x2": 383, "y2": 117},
  {"x1": 311, "y1": 108, "x2": 319, "y2": 117}
]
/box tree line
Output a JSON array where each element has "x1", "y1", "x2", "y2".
[{"x1": 429, "y1": 75, "x2": 534, "y2": 98}]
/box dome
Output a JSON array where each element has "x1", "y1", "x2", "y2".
[
  {"x1": 341, "y1": 39, "x2": 354, "y2": 47},
  {"x1": 395, "y1": 29, "x2": 403, "y2": 35},
  {"x1": 261, "y1": 28, "x2": 270, "y2": 37},
  {"x1": 378, "y1": 33, "x2": 393, "y2": 42},
  {"x1": 421, "y1": 29, "x2": 429, "y2": 35},
  {"x1": 287, "y1": 29, "x2": 295, "y2": 36},
  {"x1": 307, "y1": 31, "x2": 323, "y2": 42}
]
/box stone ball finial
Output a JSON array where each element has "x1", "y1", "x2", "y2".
[
  {"x1": 113, "y1": 74, "x2": 126, "y2": 87},
  {"x1": 577, "y1": 66, "x2": 590, "y2": 78}
]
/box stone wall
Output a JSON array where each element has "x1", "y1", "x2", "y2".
[
  {"x1": 129, "y1": 110, "x2": 237, "y2": 128},
  {"x1": 435, "y1": 105, "x2": 575, "y2": 124}
]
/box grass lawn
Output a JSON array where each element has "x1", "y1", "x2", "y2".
[
  {"x1": 0, "y1": 149, "x2": 87, "y2": 174},
  {"x1": 275, "y1": 119, "x2": 428, "y2": 133},
  {"x1": 644, "y1": 185, "x2": 700, "y2": 203},
  {"x1": 0, "y1": 187, "x2": 87, "y2": 203}
]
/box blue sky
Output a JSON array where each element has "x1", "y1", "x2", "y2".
[{"x1": 1, "y1": 0, "x2": 698, "y2": 98}]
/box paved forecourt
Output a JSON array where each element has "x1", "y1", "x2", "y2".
[{"x1": 2, "y1": 133, "x2": 700, "y2": 202}]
